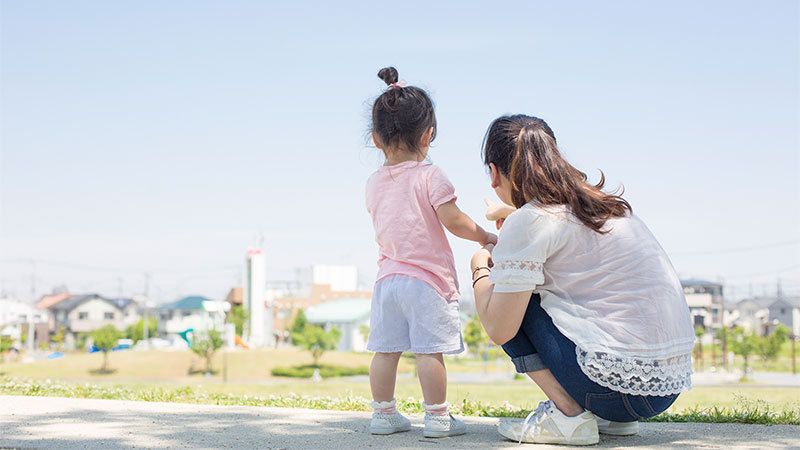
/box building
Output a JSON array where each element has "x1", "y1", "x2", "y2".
[
  {"x1": 35, "y1": 292, "x2": 70, "y2": 334},
  {"x1": 0, "y1": 297, "x2": 49, "y2": 348},
  {"x1": 272, "y1": 282, "x2": 372, "y2": 343},
  {"x1": 227, "y1": 263, "x2": 372, "y2": 346},
  {"x1": 768, "y1": 297, "x2": 800, "y2": 336},
  {"x1": 729, "y1": 295, "x2": 800, "y2": 336},
  {"x1": 244, "y1": 247, "x2": 271, "y2": 347},
  {"x1": 158, "y1": 295, "x2": 229, "y2": 338},
  {"x1": 305, "y1": 298, "x2": 371, "y2": 352},
  {"x1": 49, "y1": 294, "x2": 140, "y2": 347},
  {"x1": 681, "y1": 279, "x2": 724, "y2": 330}
]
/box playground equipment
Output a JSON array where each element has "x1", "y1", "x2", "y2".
[
  {"x1": 235, "y1": 335, "x2": 249, "y2": 349},
  {"x1": 178, "y1": 328, "x2": 194, "y2": 346}
]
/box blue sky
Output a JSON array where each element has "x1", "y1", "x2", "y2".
[{"x1": 1, "y1": 1, "x2": 798, "y2": 303}]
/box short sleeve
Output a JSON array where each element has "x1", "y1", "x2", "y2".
[
  {"x1": 427, "y1": 166, "x2": 457, "y2": 208},
  {"x1": 490, "y1": 208, "x2": 561, "y2": 293}
]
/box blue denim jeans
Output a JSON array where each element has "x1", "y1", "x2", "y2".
[{"x1": 501, "y1": 294, "x2": 678, "y2": 422}]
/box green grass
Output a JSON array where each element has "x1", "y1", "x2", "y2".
[
  {"x1": 1, "y1": 349, "x2": 799, "y2": 425},
  {"x1": 1, "y1": 377, "x2": 798, "y2": 425},
  {"x1": 270, "y1": 364, "x2": 369, "y2": 378}
]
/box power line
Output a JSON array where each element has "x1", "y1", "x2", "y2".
[
  {"x1": 722, "y1": 263, "x2": 800, "y2": 279},
  {"x1": 0, "y1": 258, "x2": 240, "y2": 274},
  {"x1": 670, "y1": 239, "x2": 800, "y2": 256}
]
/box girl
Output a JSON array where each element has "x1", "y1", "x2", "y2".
[
  {"x1": 471, "y1": 115, "x2": 695, "y2": 445},
  {"x1": 364, "y1": 67, "x2": 496, "y2": 438}
]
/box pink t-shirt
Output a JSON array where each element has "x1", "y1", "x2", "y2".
[{"x1": 365, "y1": 160, "x2": 460, "y2": 301}]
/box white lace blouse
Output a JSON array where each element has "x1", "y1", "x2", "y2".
[{"x1": 490, "y1": 203, "x2": 695, "y2": 397}]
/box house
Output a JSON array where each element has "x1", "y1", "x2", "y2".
[
  {"x1": 768, "y1": 297, "x2": 800, "y2": 336},
  {"x1": 272, "y1": 283, "x2": 372, "y2": 344},
  {"x1": 49, "y1": 294, "x2": 140, "y2": 347},
  {"x1": 305, "y1": 298, "x2": 371, "y2": 352},
  {"x1": 681, "y1": 279, "x2": 724, "y2": 330},
  {"x1": 727, "y1": 295, "x2": 800, "y2": 336},
  {"x1": 158, "y1": 296, "x2": 229, "y2": 338},
  {"x1": 729, "y1": 297, "x2": 772, "y2": 334},
  {"x1": 0, "y1": 297, "x2": 49, "y2": 347},
  {"x1": 36, "y1": 292, "x2": 71, "y2": 334}
]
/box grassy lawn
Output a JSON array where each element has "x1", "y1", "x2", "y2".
[{"x1": 1, "y1": 348, "x2": 798, "y2": 424}]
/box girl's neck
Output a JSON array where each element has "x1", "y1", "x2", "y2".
[{"x1": 384, "y1": 149, "x2": 428, "y2": 166}]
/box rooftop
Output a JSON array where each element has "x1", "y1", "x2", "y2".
[
  {"x1": 161, "y1": 296, "x2": 214, "y2": 311},
  {"x1": 306, "y1": 298, "x2": 371, "y2": 324},
  {"x1": 50, "y1": 294, "x2": 135, "y2": 313}
]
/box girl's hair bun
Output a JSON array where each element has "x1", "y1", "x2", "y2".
[{"x1": 377, "y1": 67, "x2": 399, "y2": 86}]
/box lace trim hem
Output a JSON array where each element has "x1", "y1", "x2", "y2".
[
  {"x1": 494, "y1": 260, "x2": 544, "y2": 272},
  {"x1": 575, "y1": 346, "x2": 692, "y2": 397},
  {"x1": 490, "y1": 261, "x2": 545, "y2": 288}
]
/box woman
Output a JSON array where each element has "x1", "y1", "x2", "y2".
[{"x1": 471, "y1": 115, "x2": 695, "y2": 445}]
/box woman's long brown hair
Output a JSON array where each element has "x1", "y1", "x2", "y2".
[{"x1": 482, "y1": 115, "x2": 631, "y2": 233}]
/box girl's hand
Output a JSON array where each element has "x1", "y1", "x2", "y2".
[
  {"x1": 484, "y1": 198, "x2": 516, "y2": 222},
  {"x1": 481, "y1": 232, "x2": 498, "y2": 246},
  {"x1": 470, "y1": 243, "x2": 494, "y2": 273}
]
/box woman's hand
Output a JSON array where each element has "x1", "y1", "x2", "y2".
[{"x1": 470, "y1": 243, "x2": 494, "y2": 272}]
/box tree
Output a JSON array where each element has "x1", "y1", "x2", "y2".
[
  {"x1": 758, "y1": 325, "x2": 789, "y2": 368},
  {"x1": 293, "y1": 324, "x2": 341, "y2": 366},
  {"x1": 463, "y1": 316, "x2": 489, "y2": 357},
  {"x1": 729, "y1": 326, "x2": 759, "y2": 380},
  {"x1": 358, "y1": 324, "x2": 370, "y2": 344},
  {"x1": 190, "y1": 328, "x2": 224, "y2": 374},
  {"x1": 227, "y1": 305, "x2": 249, "y2": 337},
  {"x1": 126, "y1": 317, "x2": 158, "y2": 344},
  {"x1": 0, "y1": 335, "x2": 13, "y2": 363},
  {"x1": 91, "y1": 325, "x2": 122, "y2": 373},
  {"x1": 290, "y1": 309, "x2": 308, "y2": 341},
  {"x1": 694, "y1": 326, "x2": 705, "y2": 370},
  {"x1": 51, "y1": 326, "x2": 66, "y2": 351}
]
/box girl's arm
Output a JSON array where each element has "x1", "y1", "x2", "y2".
[
  {"x1": 485, "y1": 198, "x2": 517, "y2": 230},
  {"x1": 470, "y1": 244, "x2": 533, "y2": 345},
  {"x1": 436, "y1": 200, "x2": 497, "y2": 245}
]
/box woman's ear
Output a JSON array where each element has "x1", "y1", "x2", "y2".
[
  {"x1": 489, "y1": 163, "x2": 501, "y2": 189},
  {"x1": 372, "y1": 132, "x2": 383, "y2": 149}
]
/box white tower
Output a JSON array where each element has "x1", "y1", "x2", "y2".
[{"x1": 244, "y1": 247, "x2": 271, "y2": 347}]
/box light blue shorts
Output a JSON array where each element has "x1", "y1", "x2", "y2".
[{"x1": 366, "y1": 274, "x2": 464, "y2": 355}]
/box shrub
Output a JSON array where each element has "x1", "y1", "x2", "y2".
[
  {"x1": 271, "y1": 364, "x2": 369, "y2": 378},
  {"x1": 125, "y1": 317, "x2": 158, "y2": 344}
]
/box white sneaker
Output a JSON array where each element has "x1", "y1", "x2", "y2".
[
  {"x1": 423, "y1": 413, "x2": 467, "y2": 438},
  {"x1": 497, "y1": 400, "x2": 599, "y2": 446},
  {"x1": 596, "y1": 418, "x2": 639, "y2": 436},
  {"x1": 369, "y1": 411, "x2": 412, "y2": 435}
]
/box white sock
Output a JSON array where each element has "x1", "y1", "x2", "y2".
[
  {"x1": 423, "y1": 401, "x2": 449, "y2": 416},
  {"x1": 372, "y1": 399, "x2": 397, "y2": 415}
]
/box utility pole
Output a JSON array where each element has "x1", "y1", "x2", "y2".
[
  {"x1": 28, "y1": 259, "x2": 36, "y2": 354},
  {"x1": 143, "y1": 273, "x2": 151, "y2": 350}
]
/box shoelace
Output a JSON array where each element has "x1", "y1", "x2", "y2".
[{"x1": 518, "y1": 400, "x2": 553, "y2": 444}]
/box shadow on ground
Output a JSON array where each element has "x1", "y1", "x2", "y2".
[{"x1": 0, "y1": 396, "x2": 798, "y2": 449}]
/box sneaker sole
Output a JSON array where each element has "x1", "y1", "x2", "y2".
[
  {"x1": 423, "y1": 428, "x2": 467, "y2": 438},
  {"x1": 370, "y1": 425, "x2": 411, "y2": 435},
  {"x1": 497, "y1": 426, "x2": 598, "y2": 446},
  {"x1": 598, "y1": 425, "x2": 639, "y2": 436}
]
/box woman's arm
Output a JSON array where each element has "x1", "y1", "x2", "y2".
[
  {"x1": 470, "y1": 245, "x2": 534, "y2": 345},
  {"x1": 437, "y1": 200, "x2": 497, "y2": 245}
]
